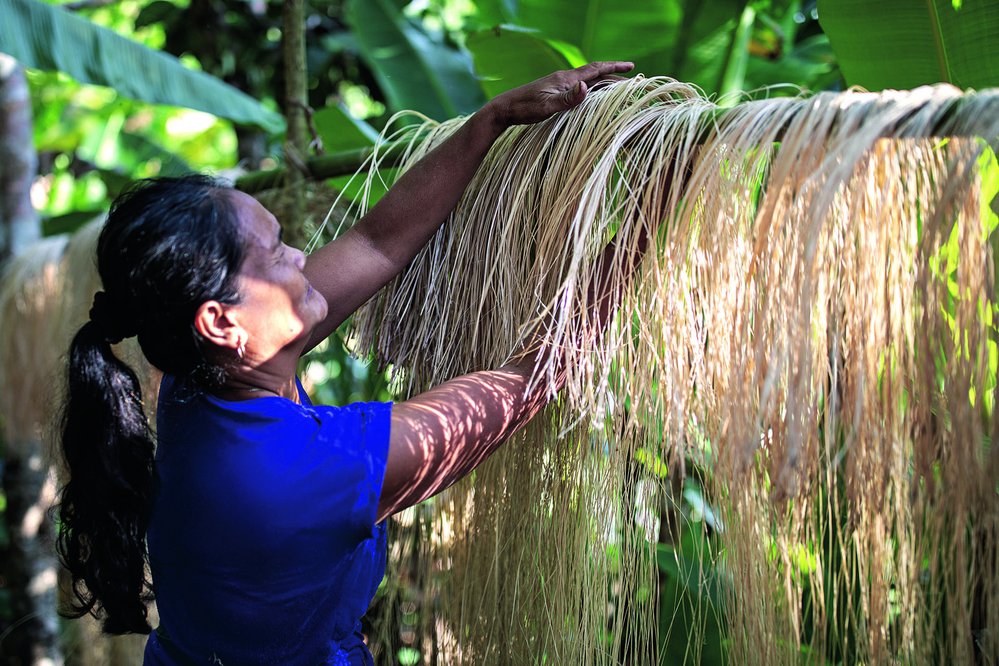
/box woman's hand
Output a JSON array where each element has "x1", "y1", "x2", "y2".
[{"x1": 485, "y1": 61, "x2": 634, "y2": 130}]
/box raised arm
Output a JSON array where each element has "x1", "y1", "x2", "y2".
[{"x1": 302, "y1": 62, "x2": 633, "y2": 351}]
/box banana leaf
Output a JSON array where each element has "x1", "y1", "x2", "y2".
[
  {"x1": 466, "y1": 26, "x2": 582, "y2": 99},
  {"x1": 471, "y1": 0, "x2": 750, "y2": 97},
  {"x1": 0, "y1": 0, "x2": 283, "y2": 133},
  {"x1": 819, "y1": 0, "x2": 999, "y2": 90},
  {"x1": 346, "y1": 0, "x2": 485, "y2": 120}
]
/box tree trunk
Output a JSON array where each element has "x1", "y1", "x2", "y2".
[
  {"x1": 281, "y1": 0, "x2": 308, "y2": 249},
  {"x1": 235, "y1": 125, "x2": 267, "y2": 171},
  {"x1": 0, "y1": 55, "x2": 59, "y2": 666},
  {"x1": 0, "y1": 54, "x2": 40, "y2": 259}
]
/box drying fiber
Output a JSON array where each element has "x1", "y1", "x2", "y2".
[
  {"x1": 0, "y1": 217, "x2": 158, "y2": 454},
  {"x1": 0, "y1": 217, "x2": 156, "y2": 663},
  {"x1": 322, "y1": 76, "x2": 999, "y2": 664}
]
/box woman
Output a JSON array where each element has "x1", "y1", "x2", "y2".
[{"x1": 57, "y1": 62, "x2": 633, "y2": 665}]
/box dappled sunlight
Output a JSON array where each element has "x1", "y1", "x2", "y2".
[{"x1": 382, "y1": 367, "x2": 543, "y2": 520}]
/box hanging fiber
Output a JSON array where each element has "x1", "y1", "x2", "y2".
[{"x1": 326, "y1": 76, "x2": 999, "y2": 664}]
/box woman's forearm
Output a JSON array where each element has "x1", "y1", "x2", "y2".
[
  {"x1": 302, "y1": 107, "x2": 506, "y2": 345},
  {"x1": 378, "y1": 363, "x2": 546, "y2": 522},
  {"x1": 351, "y1": 106, "x2": 506, "y2": 268},
  {"x1": 377, "y1": 220, "x2": 655, "y2": 521}
]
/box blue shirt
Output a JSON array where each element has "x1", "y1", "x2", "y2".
[{"x1": 144, "y1": 375, "x2": 392, "y2": 665}]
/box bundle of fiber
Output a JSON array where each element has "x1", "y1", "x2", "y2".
[
  {"x1": 329, "y1": 76, "x2": 999, "y2": 664},
  {"x1": 0, "y1": 217, "x2": 156, "y2": 664},
  {"x1": 0, "y1": 233, "x2": 69, "y2": 456},
  {"x1": 0, "y1": 219, "x2": 160, "y2": 460}
]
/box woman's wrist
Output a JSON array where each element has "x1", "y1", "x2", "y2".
[{"x1": 473, "y1": 98, "x2": 511, "y2": 142}]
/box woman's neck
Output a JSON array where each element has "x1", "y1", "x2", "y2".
[{"x1": 219, "y1": 366, "x2": 300, "y2": 403}]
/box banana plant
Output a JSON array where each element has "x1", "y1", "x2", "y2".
[
  {"x1": 346, "y1": 0, "x2": 485, "y2": 120},
  {"x1": 0, "y1": 0, "x2": 283, "y2": 133},
  {"x1": 466, "y1": 0, "x2": 837, "y2": 99},
  {"x1": 819, "y1": 0, "x2": 999, "y2": 90}
]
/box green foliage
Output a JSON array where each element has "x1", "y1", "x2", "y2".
[
  {"x1": 315, "y1": 104, "x2": 380, "y2": 153},
  {"x1": 465, "y1": 26, "x2": 579, "y2": 98},
  {"x1": 657, "y1": 481, "x2": 727, "y2": 666},
  {"x1": 27, "y1": 68, "x2": 236, "y2": 227},
  {"x1": 301, "y1": 337, "x2": 393, "y2": 406},
  {"x1": 0, "y1": 0, "x2": 283, "y2": 132},
  {"x1": 312, "y1": 103, "x2": 399, "y2": 205},
  {"x1": 346, "y1": 0, "x2": 486, "y2": 119},
  {"x1": 819, "y1": 0, "x2": 999, "y2": 90},
  {"x1": 14, "y1": 2, "x2": 245, "y2": 229},
  {"x1": 11, "y1": 0, "x2": 844, "y2": 237},
  {"x1": 466, "y1": 0, "x2": 838, "y2": 98}
]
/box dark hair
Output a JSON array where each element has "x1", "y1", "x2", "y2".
[{"x1": 56, "y1": 174, "x2": 245, "y2": 634}]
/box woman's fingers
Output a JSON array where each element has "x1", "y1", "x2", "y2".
[
  {"x1": 574, "y1": 61, "x2": 635, "y2": 83},
  {"x1": 485, "y1": 61, "x2": 635, "y2": 127},
  {"x1": 558, "y1": 62, "x2": 633, "y2": 108}
]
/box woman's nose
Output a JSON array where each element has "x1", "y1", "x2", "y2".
[{"x1": 293, "y1": 247, "x2": 306, "y2": 271}]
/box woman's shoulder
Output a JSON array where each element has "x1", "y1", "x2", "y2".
[{"x1": 157, "y1": 373, "x2": 392, "y2": 442}]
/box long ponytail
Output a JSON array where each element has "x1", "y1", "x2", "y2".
[
  {"x1": 54, "y1": 174, "x2": 244, "y2": 635},
  {"x1": 57, "y1": 319, "x2": 155, "y2": 634}
]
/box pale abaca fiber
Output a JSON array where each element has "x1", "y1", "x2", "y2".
[
  {"x1": 0, "y1": 233, "x2": 69, "y2": 455},
  {"x1": 330, "y1": 76, "x2": 999, "y2": 664},
  {"x1": 0, "y1": 217, "x2": 156, "y2": 663},
  {"x1": 0, "y1": 218, "x2": 159, "y2": 455}
]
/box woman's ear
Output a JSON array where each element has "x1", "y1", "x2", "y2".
[{"x1": 194, "y1": 300, "x2": 244, "y2": 352}]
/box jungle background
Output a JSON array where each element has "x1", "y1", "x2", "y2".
[{"x1": 0, "y1": 0, "x2": 994, "y2": 664}]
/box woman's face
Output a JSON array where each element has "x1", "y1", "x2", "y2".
[{"x1": 227, "y1": 190, "x2": 328, "y2": 357}]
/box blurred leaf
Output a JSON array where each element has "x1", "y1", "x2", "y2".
[
  {"x1": 818, "y1": 0, "x2": 999, "y2": 90},
  {"x1": 980, "y1": 145, "x2": 999, "y2": 235},
  {"x1": 314, "y1": 104, "x2": 379, "y2": 153},
  {"x1": 0, "y1": 0, "x2": 284, "y2": 132},
  {"x1": 466, "y1": 26, "x2": 573, "y2": 99},
  {"x1": 745, "y1": 34, "x2": 839, "y2": 92},
  {"x1": 682, "y1": 484, "x2": 723, "y2": 531},
  {"x1": 313, "y1": 104, "x2": 384, "y2": 208},
  {"x1": 134, "y1": 0, "x2": 177, "y2": 30},
  {"x1": 321, "y1": 32, "x2": 361, "y2": 55},
  {"x1": 346, "y1": 0, "x2": 486, "y2": 119},
  {"x1": 672, "y1": 0, "x2": 753, "y2": 95},
  {"x1": 42, "y1": 208, "x2": 105, "y2": 237},
  {"x1": 656, "y1": 524, "x2": 721, "y2": 603},
  {"x1": 96, "y1": 168, "x2": 132, "y2": 200},
  {"x1": 634, "y1": 447, "x2": 670, "y2": 479},
  {"x1": 327, "y1": 168, "x2": 398, "y2": 209},
  {"x1": 547, "y1": 39, "x2": 588, "y2": 68},
  {"x1": 500, "y1": 0, "x2": 682, "y2": 75},
  {"x1": 481, "y1": 0, "x2": 753, "y2": 96},
  {"x1": 42, "y1": 167, "x2": 108, "y2": 217},
  {"x1": 657, "y1": 527, "x2": 726, "y2": 665},
  {"x1": 115, "y1": 132, "x2": 191, "y2": 175},
  {"x1": 472, "y1": 0, "x2": 519, "y2": 26},
  {"x1": 717, "y1": 5, "x2": 757, "y2": 98},
  {"x1": 301, "y1": 335, "x2": 393, "y2": 406}
]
